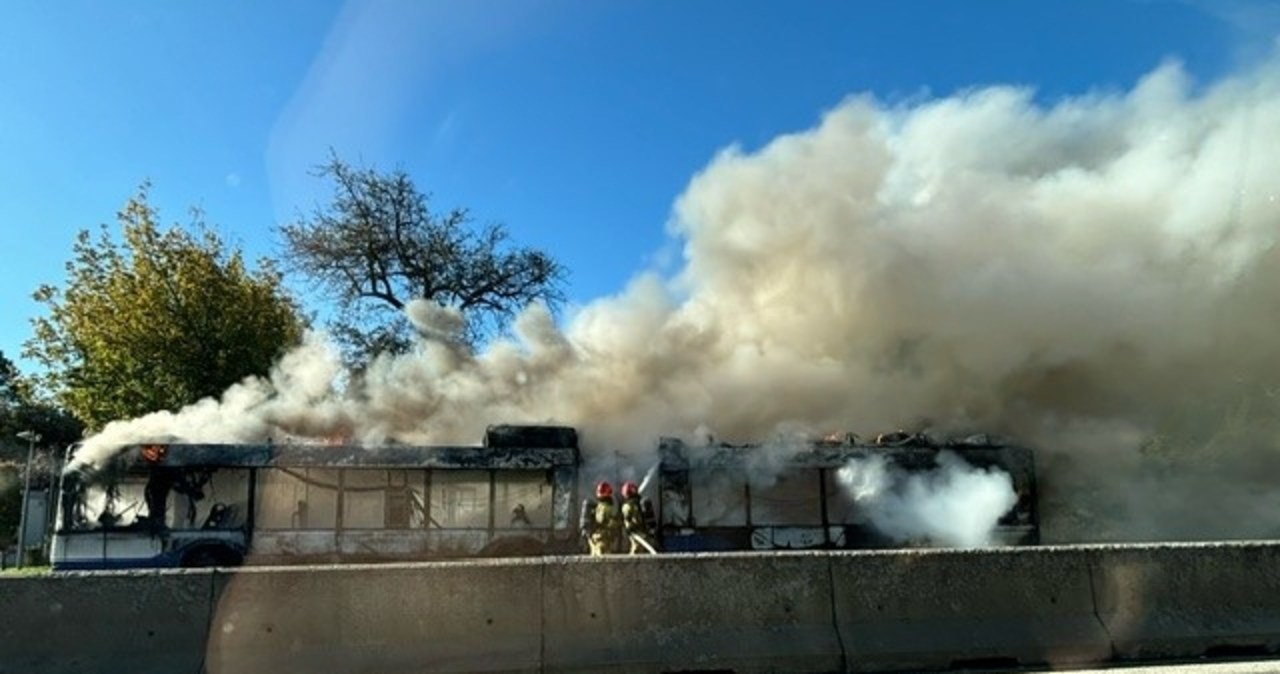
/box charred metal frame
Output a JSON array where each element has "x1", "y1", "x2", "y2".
[
  {"x1": 49, "y1": 425, "x2": 1038, "y2": 568},
  {"x1": 657, "y1": 435, "x2": 1041, "y2": 551},
  {"x1": 51, "y1": 426, "x2": 584, "y2": 568}
]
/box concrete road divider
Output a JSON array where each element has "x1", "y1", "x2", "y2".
[
  {"x1": 6, "y1": 542, "x2": 1280, "y2": 672},
  {"x1": 1089, "y1": 542, "x2": 1280, "y2": 662},
  {"x1": 831, "y1": 546, "x2": 1113, "y2": 672},
  {"x1": 542, "y1": 553, "x2": 842, "y2": 673},
  {"x1": 203, "y1": 560, "x2": 544, "y2": 674},
  {"x1": 0, "y1": 569, "x2": 214, "y2": 674}
]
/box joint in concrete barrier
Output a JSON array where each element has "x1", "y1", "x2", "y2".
[
  {"x1": 539, "y1": 562, "x2": 547, "y2": 674},
  {"x1": 825, "y1": 556, "x2": 849, "y2": 674},
  {"x1": 196, "y1": 568, "x2": 222, "y2": 674},
  {"x1": 1086, "y1": 556, "x2": 1119, "y2": 660}
]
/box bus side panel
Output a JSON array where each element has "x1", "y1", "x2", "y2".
[
  {"x1": 336, "y1": 530, "x2": 431, "y2": 558},
  {"x1": 251, "y1": 531, "x2": 338, "y2": 560},
  {"x1": 425, "y1": 530, "x2": 491, "y2": 557},
  {"x1": 52, "y1": 532, "x2": 177, "y2": 570},
  {"x1": 661, "y1": 527, "x2": 751, "y2": 552},
  {"x1": 751, "y1": 526, "x2": 830, "y2": 550},
  {"x1": 50, "y1": 532, "x2": 105, "y2": 570},
  {"x1": 105, "y1": 531, "x2": 163, "y2": 562}
]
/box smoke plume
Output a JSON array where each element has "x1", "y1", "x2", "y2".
[
  {"x1": 836, "y1": 452, "x2": 1018, "y2": 547},
  {"x1": 72, "y1": 58, "x2": 1280, "y2": 542}
]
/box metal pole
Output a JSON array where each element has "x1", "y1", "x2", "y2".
[{"x1": 15, "y1": 431, "x2": 40, "y2": 569}]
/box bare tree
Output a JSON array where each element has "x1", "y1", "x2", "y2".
[{"x1": 281, "y1": 154, "x2": 566, "y2": 361}]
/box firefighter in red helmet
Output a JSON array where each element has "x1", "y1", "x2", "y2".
[
  {"x1": 580, "y1": 480, "x2": 621, "y2": 555},
  {"x1": 620, "y1": 480, "x2": 658, "y2": 554}
]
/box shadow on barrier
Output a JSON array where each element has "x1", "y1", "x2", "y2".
[
  {"x1": 830, "y1": 546, "x2": 1113, "y2": 672},
  {"x1": 1089, "y1": 542, "x2": 1280, "y2": 663},
  {"x1": 203, "y1": 559, "x2": 543, "y2": 674},
  {"x1": 204, "y1": 553, "x2": 843, "y2": 674},
  {"x1": 0, "y1": 569, "x2": 218, "y2": 674},
  {"x1": 541, "y1": 553, "x2": 841, "y2": 673}
]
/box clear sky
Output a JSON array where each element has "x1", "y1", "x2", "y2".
[{"x1": 1, "y1": 0, "x2": 1275, "y2": 374}]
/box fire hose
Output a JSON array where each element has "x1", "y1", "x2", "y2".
[{"x1": 629, "y1": 532, "x2": 657, "y2": 554}]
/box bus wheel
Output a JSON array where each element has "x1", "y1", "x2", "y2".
[{"x1": 181, "y1": 545, "x2": 244, "y2": 568}]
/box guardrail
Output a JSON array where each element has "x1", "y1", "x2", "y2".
[{"x1": 3, "y1": 541, "x2": 1279, "y2": 673}]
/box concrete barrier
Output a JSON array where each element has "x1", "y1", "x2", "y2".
[
  {"x1": 1089, "y1": 542, "x2": 1280, "y2": 662},
  {"x1": 542, "y1": 552, "x2": 842, "y2": 673},
  {"x1": 0, "y1": 570, "x2": 214, "y2": 674},
  {"x1": 831, "y1": 546, "x2": 1113, "y2": 672},
  {"x1": 203, "y1": 560, "x2": 543, "y2": 674},
  {"x1": 5, "y1": 542, "x2": 1280, "y2": 672}
]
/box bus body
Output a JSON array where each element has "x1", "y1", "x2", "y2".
[
  {"x1": 50, "y1": 425, "x2": 581, "y2": 570},
  {"x1": 50, "y1": 426, "x2": 1038, "y2": 570},
  {"x1": 656, "y1": 434, "x2": 1040, "y2": 552}
]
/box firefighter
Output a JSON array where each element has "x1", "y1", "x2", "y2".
[
  {"x1": 511, "y1": 503, "x2": 532, "y2": 528},
  {"x1": 620, "y1": 480, "x2": 658, "y2": 554},
  {"x1": 583, "y1": 480, "x2": 621, "y2": 556}
]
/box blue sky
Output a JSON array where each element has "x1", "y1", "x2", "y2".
[{"x1": 0, "y1": 0, "x2": 1274, "y2": 375}]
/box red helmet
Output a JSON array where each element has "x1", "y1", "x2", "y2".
[
  {"x1": 621, "y1": 480, "x2": 639, "y2": 499},
  {"x1": 595, "y1": 480, "x2": 614, "y2": 499}
]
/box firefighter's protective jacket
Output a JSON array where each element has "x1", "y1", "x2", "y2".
[
  {"x1": 587, "y1": 497, "x2": 621, "y2": 555},
  {"x1": 621, "y1": 496, "x2": 646, "y2": 535},
  {"x1": 621, "y1": 495, "x2": 658, "y2": 554},
  {"x1": 594, "y1": 499, "x2": 620, "y2": 531}
]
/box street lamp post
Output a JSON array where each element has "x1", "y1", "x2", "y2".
[{"x1": 15, "y1": 430, "x2": 41, "y2": 569}]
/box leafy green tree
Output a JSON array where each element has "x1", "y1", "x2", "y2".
[
  {"x1": 281, "y1": 154, "x2": 565, "y2": 362},
  {"x1": 0, "y1": 350, "x2": 81, "y2": 462},
  {"x1": 0, "y1": 350, "x2": 26, "y2": 411},
  {"x1": 0, "y1": 467, "x2": 20, "y2": 549},
  {"x1": 25, "y1": 186, "x2": 305, "y2": 430},
  {"x1": 0, "y1": 350, "x2": 82, "y2": 548}
]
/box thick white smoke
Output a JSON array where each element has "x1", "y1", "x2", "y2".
[
  {"x1": 71, "y1": 58, "x2": 1280, "y2": 541},
  {"x1": 836, "y1": 451, "x2": 1018, "y2": 547}
]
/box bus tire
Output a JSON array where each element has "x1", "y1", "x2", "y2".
[{"x1": 181, "y1": 544, "x2": 244, "y2": 568}]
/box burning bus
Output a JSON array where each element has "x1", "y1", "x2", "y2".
[
  {"x1": 51, "y1": 425, "x2": 581, "y2": 570},
  {"x1": 49, "y1": 425, "x2": 1039, "y2": 570},
  {"x1": 656, "y1": 433, "x2": 1039, "y2": 552}
]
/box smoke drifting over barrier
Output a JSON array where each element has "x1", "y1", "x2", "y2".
[{"x1": 74, "y1": 59, "x2": 1280, "y2": 541}]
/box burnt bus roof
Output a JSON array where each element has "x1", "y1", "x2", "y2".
[
  {"x1": 657, "y1": 434, "x2": 1035, "y2": 476},
  {"x1": 114, "y1": 443, "x2": 580, "y2": 470},
  {"x1": 483, "y1": 424, "x2": 578, "y2": 449},
  {"x1": 100, "y1": 424, "x2": 581, "y2": 471}
]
